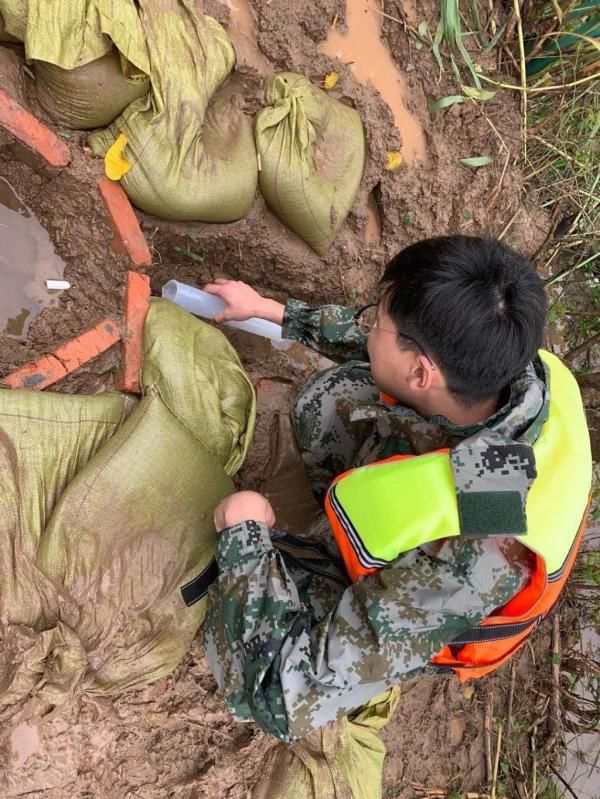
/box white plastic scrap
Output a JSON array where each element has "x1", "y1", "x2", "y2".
[{"x1": 46, "y1": 279, "x2": 71, "y2": 290}]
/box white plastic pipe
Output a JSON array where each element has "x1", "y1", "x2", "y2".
[{"x1": 162, "y1": 280, "x2": 292, "y2": 350}]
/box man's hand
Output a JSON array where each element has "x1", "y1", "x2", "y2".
[
  {"x1": 203, "y1": 279, "x2": 285, "y2": 325},
  {"x1": 214, "y1": 490, "x2": 276, "y2": 533}
]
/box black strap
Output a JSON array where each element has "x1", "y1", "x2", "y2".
[
  {"x1": 448, "y1": 616, "x2": 539, "y2": 648},
  {"x1": 180, "y1": 557, "x2": 219, "y2": 607},
  {"x1": 275, "y1": 530, "x2": 346, "y2": 570}
]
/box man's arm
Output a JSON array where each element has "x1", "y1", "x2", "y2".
[
  {"x1": 203, "y1": 280, "x2": 368, "y2": 362},
  {"x1": 282, "y1": 299, "x2": 368, "y2": 362},
  {"x1": 204, "y1": 515, "x2": 529, "y2": 742}
]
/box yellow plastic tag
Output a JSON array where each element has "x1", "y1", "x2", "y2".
[
  {"x1": 385, "y1": 151, "x2": 403, "y2": 171},
  {"x1": 105, "y1": 133, "x2": 131, "y2": 181},
  {"x1": 324, "y1": 71, "x2": 339, "y2": 91}
]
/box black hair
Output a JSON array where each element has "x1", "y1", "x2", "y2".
[{"x1": 380, "y1": 235, "x2": 546, "y2": 404}]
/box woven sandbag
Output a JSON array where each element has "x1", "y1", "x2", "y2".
[
  {"x1": 90, "y1": 0, "x2": 258, "y2": 222},
  {"x1": 0, "y1": 0, "x2": 150, "y2": 128},
  {"x1": 252, "y1": 687, "x2": 402, "y2": 799},
  {"x1": 35, "y1": 50, "x2": 150, "y2": 130},
  {"x1": 255, "y1": 72, "x2": 365, "y2": 256},
  {"x1": 0, "y1": 13, "x2": 18, "y2": 42},
  {"x1": 0, "y1": 300, "x2": 255, "y2": 716}
]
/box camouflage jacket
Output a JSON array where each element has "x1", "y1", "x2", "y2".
[{"x1": 204, "y1": 300, "x2": 550, "y2": 742}]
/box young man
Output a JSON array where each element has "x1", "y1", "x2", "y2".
[{"x1": 202, "y1": 235, "x2": 591, "y2": 743}]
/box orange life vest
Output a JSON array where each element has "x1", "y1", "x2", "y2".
[{"x1": 324, "y1": 352, "x2": 592, "y2": 681}]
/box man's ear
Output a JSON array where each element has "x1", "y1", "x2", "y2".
[{"x1": 407, "y1": 355, "x2": 438, "y2": 391}]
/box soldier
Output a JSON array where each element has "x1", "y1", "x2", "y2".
[{"x1": 202, "y1": 235, "x2": 591, "y2": 749}]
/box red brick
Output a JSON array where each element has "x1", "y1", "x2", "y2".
[
  {"x1": 118, "y1": 271, "x2": 151, "y2": 394},
  {"x1": 53, "y1": 319, "x2": 121, "y2": 372},
  {"x1": 0, "y1": 88, "x2": 70, "y2": 170},
  {"x1": 2, "y1": 319, "x2": 121, "y2": 391},
  {"x1": 98, "y1": 178, "x2": 152, "y2": 269}
]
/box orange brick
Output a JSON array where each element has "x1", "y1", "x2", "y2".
[
  {"x1": 0, "y1": 88, "x2": 70, "y2": 169},
  {"x1": 2, "y1": 319, "x2": 121, "y2": 391},
  {"x1": 2, "y1": 354, "x2": 68, "y2": 390},
  {"x1": 118, "y1": 271, "x2": 151, "y2": 394},
  {"x1": 53, "y1": 319, "x2": 121, "y2": 372},
  {"x1": 98, "y1": 178, "x2": 152, "y2": 269}
]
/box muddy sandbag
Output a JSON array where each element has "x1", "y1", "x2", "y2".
[
  {"x1": 90, "y1": 1, "x2": 258, "y2": 222},
  {"x1": 0, "y1": 0, "x2": 150, "y2": 128},
  {"x1": 0, "y1": 13, "x2": 18, "y2": 42},
  {"x1": 255, "y1": 72, "x2": 365, "y2": 256},
  {"x1": 0, "y1": 299, "x2": 255, "y2": 718},
  {"x1": 252, "y1": 687, "x2": 402, "y2": 799},
  {"x1": 35, "y1": 50, "x2": 150, "y2": 130}
]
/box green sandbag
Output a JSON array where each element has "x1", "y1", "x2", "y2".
[
  {"x1": 90, "y1": 0, "x2": 258, "y2": 222},
  {"x1": 255, "y1": 72, "x2": 365, "y2": 256},
  {"x1": 35, "y1": 50, "x2": 150, "y2": 130},
  {"x1": 252, "y1": 687, "x2": 402, "y2": 799},
  {"x1": 0, "y1": 13, "x2": 18, "y2": 42},
  {"x1": 0, "y1": 0, "x2": 150, "y2": 128},
  {"x1": 0, "y1": 300, "x2": 255, "y2": 717}
]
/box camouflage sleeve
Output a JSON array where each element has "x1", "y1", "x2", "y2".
[
  {"x1": 203, "y1": 520, "x2": 530, "y2": 742},
  {"x1": 282, "y1": 299, "x2": 369, "y2": 362}
]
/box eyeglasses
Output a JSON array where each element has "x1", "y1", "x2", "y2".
[{"x1": 354, "y1": 304, "x2": 436, "y2": 369}]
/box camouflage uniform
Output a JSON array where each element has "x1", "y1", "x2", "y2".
[{"x1": 204, "y1": 300, "x2": 550, "y2": 742}]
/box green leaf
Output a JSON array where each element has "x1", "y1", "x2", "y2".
[
  {"x1": 173, "y1": 245, "x2": 204, "y2": 263},
  {"x1": 461, "y1": 85, "x2": 496, "y2": 101},
  {"x1": 429, "y1": 95, "x2": 465, "y2": 113},
  {"x1": 460, "y1": 156, "x2": 493, "y2": 168}
]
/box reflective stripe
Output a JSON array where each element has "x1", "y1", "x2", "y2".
[{"x1": 329, "y1": 486, "x2": 389, "y2": 570}]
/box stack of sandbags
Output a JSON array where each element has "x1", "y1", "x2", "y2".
[
  {"x1": 90, "y1": 0, "x2": 258, "y2": 222},
  {"x1": 0, "y1": 300, "x2": 255, "y2": 718},
  {"x1": 0, "y1": 0, "x2": 151, "y2": 129},
  {"x1": 0, "y1": 1, "x2": 366, "y2": 247}
]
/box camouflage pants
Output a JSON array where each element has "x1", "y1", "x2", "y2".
[{"x1": 292, "y1": 361, "x2": 379, "y2": 505}]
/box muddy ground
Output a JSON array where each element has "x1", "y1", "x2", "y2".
[{"x1": 0, "y1": 0, "x2": 573, "y2": 796}]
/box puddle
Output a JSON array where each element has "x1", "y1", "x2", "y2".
[
  {"x1": 365, "y1": 193, "x2": 381, "y2": 245},
  {"x1": 319, "y1": 0, "x2": 426, "y2": 164},
  {"x1": 0, "y1": 178, "x2": 66, "y2": 341},
  {"x1": 223, "y1": 0, "x2": 272, "y2": 75},
  {"x1": 11, "y1": 722, "x2": 41, "y2": 768}
]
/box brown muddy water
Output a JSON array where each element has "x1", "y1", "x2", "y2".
[
  {"x1": 0, "y1": 178, "x2": 66, "y2": 341},
  {"x1": 319, "y1": 0, "x2": 426, "y2": 163}
]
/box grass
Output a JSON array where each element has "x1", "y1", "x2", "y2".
[
  {"x1": 514, "y1": 2, "x2": 599, "y2": 335},
  {"x1": 403, "y1": 5, "x2": 599, "y2": 796},
  {"x1": 500, "y1": 8, "x2": 599, "y2": 797},
  {"x1": 432, "y1": 0, "x2": 484, "y2": 88}
]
